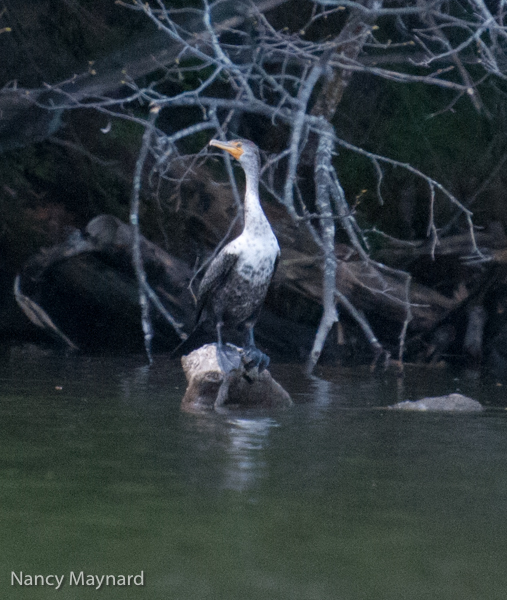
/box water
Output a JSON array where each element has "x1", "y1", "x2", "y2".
[{"x1": 1, "y1": 346, "x2": 507, "y2": 599}]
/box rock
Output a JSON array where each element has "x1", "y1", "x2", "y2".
[
  {"x1": 389, "y1": 393, "x2": 483, "y2": 412},
  {"x1": 180, "y1": 343, "x2": 292, "y2": 412}
]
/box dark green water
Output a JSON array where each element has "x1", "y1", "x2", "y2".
[{"x1": 1, "y1": 346, "x2": 507, "y2": 599}]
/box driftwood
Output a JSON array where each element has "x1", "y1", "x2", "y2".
[
  {"x1": 14, "y1": 214, "x2": 195, "y2": 352},
  {"x1": 373, "y1": 222, "x2": 507, "y2": 267},
  {"x1": 11, "y1": 212, "x2": 317, "y2": 357},
  {"x1": 272, "y1": 224, "x2": 507, "y2": 364},
  {"x1": 12, "y1": 200, "x2": 507, "y2": 373},
  {"x1": 278, "y1": 250, "x2": 461, "y2": 332},
  {"x1": 180, "y1": 344, "x2": 292, "y2": 412},
  {"x1": 12, "y1": 213, "x2": 319, "y2": 357}
]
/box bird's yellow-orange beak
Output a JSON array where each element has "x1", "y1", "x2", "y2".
[{"x1": 209, "y1": 139, "x2": 244, "y2": 160}]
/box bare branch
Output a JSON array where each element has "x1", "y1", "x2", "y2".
[
  {"x1": 306, "y1": 127, "x2": 339, "y2": 373},
  {"x1": 130, "y1": 104, "x2": 160, "y2": 364},
  {"x1": 18, "y1": 0, "x2": 507, "y2": 366}
]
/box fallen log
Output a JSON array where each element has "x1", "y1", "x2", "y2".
[
  {"x1": 12, "y1": 202, "x2": 507, "y2": 368},
  {"x1": 274, "y1": 247, "x2": 471, "y2": 338},
  {"x1": 14, "y1": 214, "x2": 195, "y2": 352}
]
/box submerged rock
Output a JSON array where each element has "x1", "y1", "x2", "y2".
[{"x1": 389, "y1": 393, "x2": 483, "y2": 412}]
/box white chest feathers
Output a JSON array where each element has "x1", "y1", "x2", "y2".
[{"x1": 227, "y1": 227, "x2": 279, "y2": 283}]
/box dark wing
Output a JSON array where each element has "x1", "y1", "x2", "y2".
[
  {"x1": 273, "y1": 253, "x2": 280, "y2": 279},
  {"x1": 195, "y1": 249, "x2": 238, "y2": 323}
]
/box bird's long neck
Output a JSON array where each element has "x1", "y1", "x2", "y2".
[{"x1": 243, "y1": 162, "x2": 270, "y2": 234}]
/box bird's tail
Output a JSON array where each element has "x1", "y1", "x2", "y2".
[{"x1": 169, "y1": 321, "x2": 207, "y2": 358}]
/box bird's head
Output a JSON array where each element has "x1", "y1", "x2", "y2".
[{"x1": 209, "y1": 138, "x2": 260, "y2": 172}]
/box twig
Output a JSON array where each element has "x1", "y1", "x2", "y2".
[
  {"x1": 397, "y1": 274, "x2": 413, "y2": 366},
  {"x1": 283, "y1": 60, "x2": 325, "y2": 218}
]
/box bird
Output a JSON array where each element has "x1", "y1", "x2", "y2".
[{"x1": 195, "y1": 138, "x2": 280, "y2": 372}]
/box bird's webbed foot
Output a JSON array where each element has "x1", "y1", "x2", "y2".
[
  {"x1": 216, "y1": 343, "x2": 243, "y2": 374},
  {"x1": 243, "y1": 346, "x2": 270, "y2": 373}
]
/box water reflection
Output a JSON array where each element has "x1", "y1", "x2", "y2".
[
  {"x1": 223, "y1": 417, "x2": 279, "y2": 492},
  {"x1": 178, "y1": 412, "x2": 282, "y2": 493},
  {"x1": 118, "y1": 364, "x2": 152, "y2": 403},
  {"x1": 309, "y1": 376, "x2": 333, "y2": 409},
  {"x1": 3, "y1": 349, "x2": 507, "y2": 600}
]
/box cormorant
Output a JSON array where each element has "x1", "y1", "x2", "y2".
[{"x1": 196, "y1": 138, "x2": 280, "y2": 371}]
